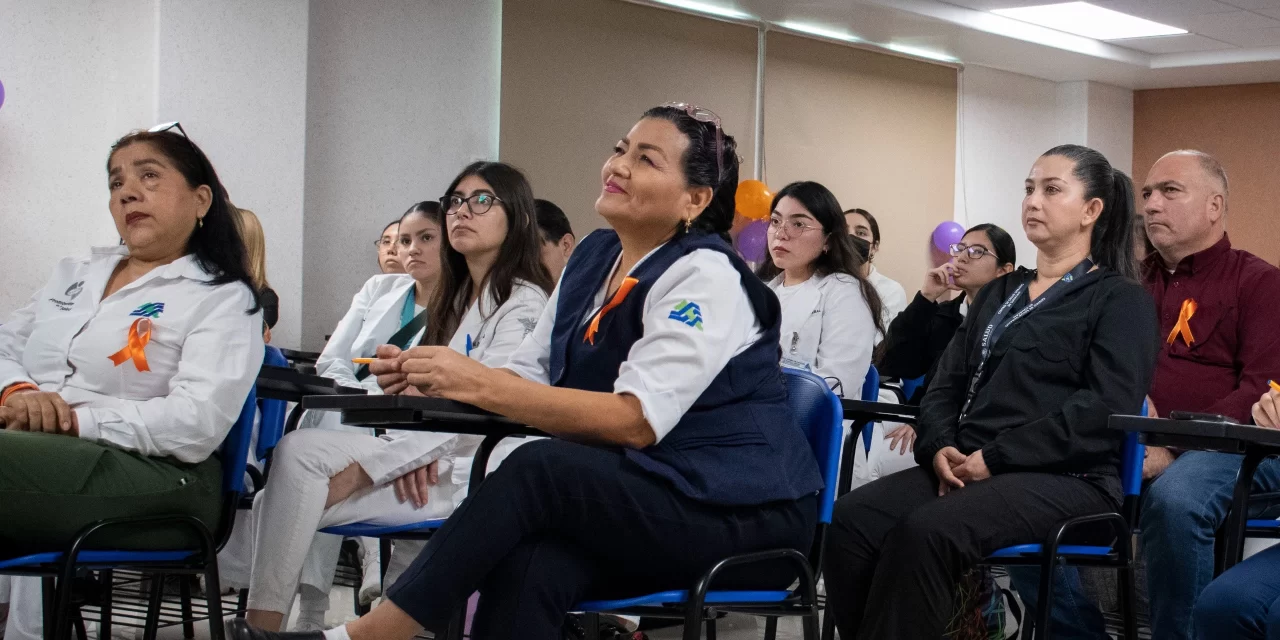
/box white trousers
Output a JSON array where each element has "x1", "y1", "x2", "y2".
[
  {"x1": 0, "y1": 576, "x2": 42, "y2": 640},
  {"x1": 247, "y1": 429, "x2": 460, "y2": 614}
]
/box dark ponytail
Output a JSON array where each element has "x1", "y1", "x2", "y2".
[
  {"x1": 1041, "y1": 145, "x2": 1138, "y2": 280},
  {"x1": 641, "y1": 105, "x2": 739, "y2": 242}
]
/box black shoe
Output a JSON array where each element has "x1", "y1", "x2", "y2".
[{"x1": 225, "y1": 619, "x2": 324, "y2": 640}]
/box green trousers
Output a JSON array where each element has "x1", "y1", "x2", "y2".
[{"x1": 0, "y1": 431, "x2": 224, "y2": 559}]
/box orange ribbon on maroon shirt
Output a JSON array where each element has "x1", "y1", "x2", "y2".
[
  {"x1": 108, "y1": 318, "x2": 152, "y2": 372},
  {"x1": 1166, "y1": 298, "x2": 1197, "y2": 347},
  {"x1": 584, "y1": 277, "x2": 639, "y2": 345}
]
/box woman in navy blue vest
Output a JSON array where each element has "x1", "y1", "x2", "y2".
[{"x1": 227, "y1": 105, "x2": 822, "y2": 640}]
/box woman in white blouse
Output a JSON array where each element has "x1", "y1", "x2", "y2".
[
  {"x1": 244, "y1": 162, "x2": 553, "y2": 632},
  {"x1": 757, "y1": 181, "x2": 883, "y2": 396},
  {"x1": 845, "y1": 207, "x2": 908, "y2": 326},
  {"x1": 227, "y1": 105, "x2": 823, "y2": 640},
  {"x1": 276, "y1": 201, "x2": 444, "y2": 629},
  {"x1": 0, "y1": 125, "x2": 263, "y2": 637}
]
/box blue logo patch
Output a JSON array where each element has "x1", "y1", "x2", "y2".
[
  {"x1": 129, "y1": 302, "x2": 165, "y2": 319},
  {"x1": 668, "y1": 300, "x2": 703, "y2": 331}
]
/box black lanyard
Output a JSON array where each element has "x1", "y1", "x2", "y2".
[{"x1": 960, "y1": 259, "x2": 1094, "y2": 418}]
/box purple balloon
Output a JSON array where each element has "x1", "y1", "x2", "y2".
[
  {"x1": 738, "y1": 219, "x2": 769, "y2": 262},
  {"x1": 0, "y1": 79, "x2": 5, "y2": 112},
  {"x1": 932, "y1": 221, "x2": 965, "y2": 253}
]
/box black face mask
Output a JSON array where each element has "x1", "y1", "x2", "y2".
[{"x1": 850, "y1": 236, "x2": 872, "y2": 262}]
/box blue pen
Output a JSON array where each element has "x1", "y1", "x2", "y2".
[{"x1": 466, "y1": 334, "x2": 473, "y2": 357}]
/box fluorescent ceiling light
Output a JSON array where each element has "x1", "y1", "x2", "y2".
[
  {"x1": 652, "y1": 0, "x2": 752, "y2": 20},
  {"x1": 778, "y1": 21, "x2": 862, "y2": 43},
  {"x1": 887, "y1": 42, "x2": 960, "y2": 63},
  {"x1": 991, "y1": 2, "x2": 1187, "y2": 40}
]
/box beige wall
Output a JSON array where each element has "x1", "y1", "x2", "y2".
[
  {"x1": 500, "y1": 0, "x2": 759, "y2": 237},
  {"x1": 501, "y1": 0, "x2": 959, "y2": 292},
  {"x1": 764, "y1": 33, "x2": 957, "y2": 292},
  {"x1": 1133, "y1": 83, "x2": 1280, "y2": 267}
]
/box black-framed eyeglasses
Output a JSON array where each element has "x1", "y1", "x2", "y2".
[
  {"x1": 441, "y1": 193, "x2": 503, "y2": 217},
  {"x1": 148, "y1": 121, "x2": 200, "y2": 154},
  {"x1": 665, "y1": 102, "x2": 724, "y2": 186},
  {"x1": 949, "y1": 243, "x2": 994, "y2": 260}
]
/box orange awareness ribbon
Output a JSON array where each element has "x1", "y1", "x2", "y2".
[
  {"x1": 584, "y1": 277, "x2": 639, "y2": 345},
  {"x1": 108, "y1": 318, "x2": 152, "y2": 372},
  {"x1": 1166, "y1": 298, "x2": 1198, "y2": 347}
]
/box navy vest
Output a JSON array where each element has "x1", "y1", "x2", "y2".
[{"x1": 549, "y1": 229, "x2": 823, "y2": 506}]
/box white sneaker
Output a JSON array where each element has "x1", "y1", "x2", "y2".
[
  {"x1": 292, "y1": 610, "x2": 328, "y2": 633},
  {"x1": 358, "y1": 550, "x2": 382, "y2": 606}
]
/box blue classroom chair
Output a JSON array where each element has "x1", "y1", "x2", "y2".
[
  {"x1": 0, "y1": 373, "x2": 261, "y2": 640},
  {"x1": 573, "y1": 367, "x2": 844, "y2": 640}
]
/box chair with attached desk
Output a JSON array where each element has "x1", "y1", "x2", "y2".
[
  {"x1": 827, "y1": 400, "x2": 1149, "y2": 640},
  {"x1": 572, "y1": 367, "x2": 844, "y2": 640},
  {"x1": 0, "y1": 377, "x2": 261, "y2": 640}
]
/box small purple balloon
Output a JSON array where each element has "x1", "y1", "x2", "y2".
[
  {"x1": 932, "y1": 221, "x2": 965, "y2": 253},
  {"x1": 738, "y1": 219, "x2": 769, "y2": 262},
  {"x1": 0, "y1": 79, "x2": 5, "y2": 112}
]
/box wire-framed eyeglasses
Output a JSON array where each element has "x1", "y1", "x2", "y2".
[{"x1": 664, "y1": 102, "x2": 724, "y2": 186}]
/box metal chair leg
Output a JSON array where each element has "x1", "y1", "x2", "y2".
[
  {"x1": 100, "y1": 569, "x2": 114, "y2": 638},
  {"x1": 764, "y1": 616, "x2": 779, "y2": 640},
  {"x1": 802, "y1": 610, "x2": 821, "y2": 640},
  {"x1": 73, "y1": 609, "x2": 89, "y2": 640},
  {"x1": 236, "y1": 588, "x2": 249, "y2": 618},
  {"x1": 584, "y1": 612, "x2": 602, "y2": 640},
  {"x1": 142, "y1": 573, "x2": 165, "y2": 640},
  {"x1": 705, "y1": 613, "x2": 717, "y2": 640},
  {"x1": 180, "y1": 576, "x2": 196, "y2": 638},
  {"x1": 205, "y1": 565, "x2": 227, "y2": 640},
  {"x1": 682, "y1": 604, "x2": 705, "y2": 640},
  {"x1": 42, "y1": 577, "x2": 58, "y2": 640},
  {"x1": 1034, "y1": 561, "x2": 1057, "y2": 640},
  {"x1": 1118, "y1": 564, "x2": 1139, "y2": 640},
  {"x1": 821, "y1": 605, "x2": 837, "y2": 640}
]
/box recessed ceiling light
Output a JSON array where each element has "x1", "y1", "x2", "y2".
[
  {"x1": 652, "y1": 0, "x2": 752, "y2": 20},
  {"x1": 991, "y1": 2, "x2": 1187, "y2": 40},
  {"x1": 887, "y1": 42, "x2": 960, "y2": 63},
  {"x1": 777, "y1": 21, "x2": 862, "y2": 43}
]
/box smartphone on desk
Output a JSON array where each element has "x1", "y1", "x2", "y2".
[{"x1": 1168, "y1": 411, "x2": 1239, "y2": 424}]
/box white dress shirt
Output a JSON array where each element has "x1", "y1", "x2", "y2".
[
  {"x1": 355, "y1": 279, "x2": 548, "y2": 494},
  {"x1": 768, "y1": 272, "x2": 876, "y2": 397},
  {"x1": 504, "y1": 244, "x2": 761, "y2": 443},
  {"x1": 868, "y1": 265, "x2": 908, "y2": 327},
  {"x1": 0, "y1": 246, "x2": 263, "y2": 463}
]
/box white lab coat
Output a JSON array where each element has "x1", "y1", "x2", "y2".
[
  {"x1": 768, "y1": 272, "x2": 876, "y2": 397},
  {"x1": 867, "y1": 266, "x2": 908, "y2": 328}
]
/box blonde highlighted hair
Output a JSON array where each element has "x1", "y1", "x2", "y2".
[{"x1": 231, "y1": 205, "x2": 270, "y2": 291}]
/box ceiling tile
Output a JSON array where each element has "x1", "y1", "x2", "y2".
[
  {"x1": 1095, "y1": 0, "x2": 1243, "y2": 25},
  {"x1": 1221, "y1": 0, "x2": 1280, "y2": 9},
  {"x1": 941, "y1": 0, "x2": 1065, "y2": 10},
  {"x1": 1113, "y1": 32, "x2": 1237, "y2": 52},
  {"x1": 1181, "y1": 9, "x2": 1280, "y2": 36},
  {"x1": 1213, "y1": 25, "x2": 1280, "y2": 45}
]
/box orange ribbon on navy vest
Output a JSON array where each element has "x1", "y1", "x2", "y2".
[
  {"x1": 109, "y1": 318, "x2": 152, "y2": 372},
  {"x1": 1166, "y1": 298, "x2": 1197, "y2": 347},
  {"x1": 584, "y1": 277, "x2": 639, "y2": 345}
]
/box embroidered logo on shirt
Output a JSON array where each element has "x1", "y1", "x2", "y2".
[
  {"x1": 668, "y1": 300, "x2": 704, "y2": 331},
  {"x1": 129, "y1": 302, "x2": 165, "y2": 319},
  {"x1": 65, "y1": 281, "x2": 85, "y2": 300},
  {"x1": 518, "y1": 317, "x2": 538, "y2": 337}
]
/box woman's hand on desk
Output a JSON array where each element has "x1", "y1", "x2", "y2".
[
  {"x1": 400, "y1": 346, "x2": 492, "y2": 405},
  {"x1": 1, "y1": 390, "x2": 77, "y2": 435},
  {"x1": 370, "y1": 345, "x2": 409, "y2": 395},
  {"x1": 393, "y1": 462, "x2": 439, "y2": 509}
]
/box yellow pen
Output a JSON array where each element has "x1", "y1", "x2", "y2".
[
  {"x1": 352, "y1": 358, "x2": 375, "y2": 365},
  {"x1": 1269, "y1": 380, "x2": 1280, "y2": 394}
]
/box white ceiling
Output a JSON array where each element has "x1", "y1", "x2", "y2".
[{"x1": 637, "y1": 0, "x2": 1280, "y2": 88}]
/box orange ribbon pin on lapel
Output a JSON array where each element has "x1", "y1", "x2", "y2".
[
  {"x1": 1166, "y1": 298, "x2": 1197, "y2": 347},
  {"x1": 109, "y1": 318, "x2": 153, "y2": 372},
  {"x1": 584, "y1": 277, "x2": 639, "y2": 345}
]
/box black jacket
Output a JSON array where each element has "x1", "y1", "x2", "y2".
[
  {"x1": 914, "y1": 267, "x2": 1158, "y2": 482},
  {"x1": 877, "y1": 292, "x2": 966, "y2": 403}
]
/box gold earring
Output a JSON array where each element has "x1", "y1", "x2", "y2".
[
  {"x1": 684, "y1": 217, "x2": 692, "y2": 232},
  {"x1": 197, "y1": 218, "x2": 204, "y2": 229}
]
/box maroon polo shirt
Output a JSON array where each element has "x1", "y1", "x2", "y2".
[{"x1": 1143, "y1": 234, "x2": 1280, "y2": 423}]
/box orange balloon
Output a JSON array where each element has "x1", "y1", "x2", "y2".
[{"x1": 736, "y1": 180, "x2": 773, "y2": 220}]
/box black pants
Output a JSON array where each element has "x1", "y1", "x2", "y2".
[
  {"x1": 823, "y1": 466, "x2": 1116, "y2": 639},
  {"x1": 385, "y1": 439, "x2": 817, "y2": 640}
]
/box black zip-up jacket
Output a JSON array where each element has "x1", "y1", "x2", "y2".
[
  {"x1": 914, "y1": 267, "x2": 1159, "y2": 483},
  {"x1": 877, "y1": 292, "x2": 966, "y2": 403}
]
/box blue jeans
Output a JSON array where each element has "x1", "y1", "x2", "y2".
[
  {"x1": 1007, "y1": 566, "x2": 1109, "y2": 640},
  {"x1": 1142, "y1": 450, "x2": 1280, "y2": 640},
  {"x1": 1193, "y1": 542, "x2": 1280, "y2": 639}
]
